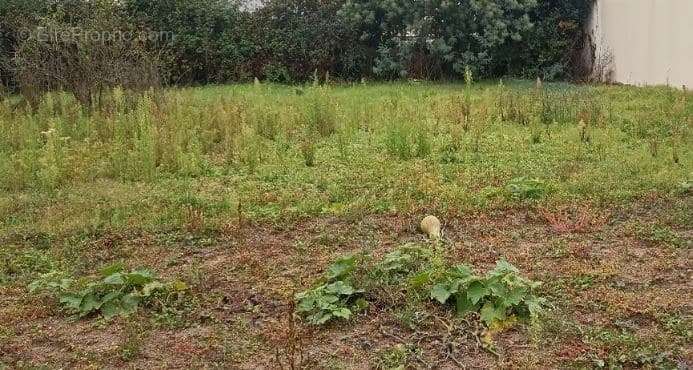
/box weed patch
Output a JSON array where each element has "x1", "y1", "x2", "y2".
[{"x1": 506, "y1": 177, "x2": 547, "y2": 201}]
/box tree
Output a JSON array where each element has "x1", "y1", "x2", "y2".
[
  {"x1": 0, "y1": 0, "x2": 51, "y2": 90},
  {"x1": 341, "y1": 0, "x2": 538, "y2": 79},
  {"x1": 12, "y1": 0, "x2": 162, "y2": 108},
  {"x1": 124, "y1": 0, "x2": 255, "y2": 84},
  {"x1": 500, "y1": 0, "x2": 595, "y2": 80},
  {"x1": 251, "y1": 0, "x2": 368, "y2": 82}
]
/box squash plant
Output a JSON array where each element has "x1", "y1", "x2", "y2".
[
  {"x1": 295, "y1": 256, "x2": 368, "y2": 325},
  {"x1": 430, "y1": 260, "x2": 545, "y2": 326},
  {"x1": 29, "y1": 264, "x2": 177, "y2": 319}
]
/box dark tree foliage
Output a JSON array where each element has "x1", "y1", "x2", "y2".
[
  {"x1": 0, "y1": 0, "x2": 596, "y2": 88},
  {"x1": 340, "y1": 0, "x2": 537, "y2": 79},
  {"x1": 12, "y1": 0, "x2": 162, "y2": 108},
  {"x1": 251, "y1": 0, "x2": 369, "y2": 82},
  {"x1": 123, "y1": 0, "x2": 255, "y2": 84},
  {"x1": 500, "y1": 0, "x2": 595, "y2": 80},
  {"x1": 1, "y1": 0, "x2": 133, "y2": 90},
  {"x1": 0, "y1": 0, "x2": 49, "y2": 89}
]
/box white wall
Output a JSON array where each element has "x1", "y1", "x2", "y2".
[{"x1": 590, "y1": 0, "x2": 693, "y2": 88}]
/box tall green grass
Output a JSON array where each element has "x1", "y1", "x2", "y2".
[{"x1": 0, "y1": 81, "x2": 690, "y2": 235}]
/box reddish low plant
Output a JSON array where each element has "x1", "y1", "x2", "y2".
[{"x1": 540, "y1": 205, "x2": 609, "y2": 234}]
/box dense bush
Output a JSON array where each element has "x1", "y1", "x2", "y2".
[
  {"x1": 14, "y1": 1, "x2": 161, "y2": 108},
  {"x1": 124, "y1": 0, "x2": 255, "y2": 84},
  {"x1": 501, "y1": 0, "x2": 595, "y2": 80},
  {"x1": 0, "y1": 0, "x2": 595, "y2": 91},
  {"x1": 0, "y1": 0, "x2": 49, "y2": 90},
  {"x1": 250, "y1": 0, "x2": 370, "y2": 82},
  {"x1": 340, "y1": 0, "x2": 538, "y2": 79}
]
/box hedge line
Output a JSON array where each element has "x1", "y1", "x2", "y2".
[{"x1": 0, "y1": 0, "x2": 594, "y2": 87}]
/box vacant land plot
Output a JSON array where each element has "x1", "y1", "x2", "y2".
[{"x1": 1, "y1": 82, "x2": 691, "y2": 368}]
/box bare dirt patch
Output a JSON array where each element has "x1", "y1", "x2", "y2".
[{"x1": 2, "y1": 197, "x2": 691, "y2": 368}]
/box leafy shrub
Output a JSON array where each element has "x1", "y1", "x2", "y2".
[
  {"x1": 298, "y1": 247, "x2": 546, "y2": 329},
  {"x1": 13, "y1": 2, "x2": 161, "y2": 108},
  {"x1": 430, "y1": 260, "x2": 545, "y2": 326},
  {"x1": 29, "y1": 264, "x2": 186, "y2": 319},
  {"x1": 295, "y1": 256, "x2": 368, "y2": 325},
  {"x1": 124, "y1": 0, "x2": 254, "y2": 84},
  {"x1": 263, "y1": 63, "x2": 292, "y2": 84},
  {"x1": 341, "y1": 0, "x2": 537, "y2": 79},
  {"x1": 506, "y1": 177, "x2": 546, "y2": 200},
  {"x1": 2, "y1": 0, "x2": 596, "y2": 88},
  {"x1": 503, "y1": 0, "x2": 595, "y2": 80},
  {"x1": 253, "y1": 0, "x2": 368, "y2": 82}
]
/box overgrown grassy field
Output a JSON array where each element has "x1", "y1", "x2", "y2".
[{"x1": 1, "y1": 81, "x2": 691, "y2": 368}]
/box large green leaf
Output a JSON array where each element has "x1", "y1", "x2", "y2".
[
  {"x1": 101, "y1": 291, "x2": 122, "y2": 303},
  {"x1": 308, "y1": 311, "x2": 333, "y2": 325},
  {"x1": 487, "y1": 280, "x2": 509, "y2": 297},
  {"x1": 59, "y1": 293, "x2": 83, "y2": 310},
  {"x1": 103, "y1": 272, "x2": 125, "y2": 285},
  {"x1": 492, "y1": 259, "x2": 520, "y2": 275},
  {"x1": 325, "y1": 281, "x2": 355, "y2": 296},
  {"x1": 326, "y1": 255, "x2": 356, "y2": 280},
  {"x1": 317, "y1": 294, "x2": 339, "y2": 309},
  {"x1": 480, "y1": 301, "x2": 506, "y2": 325},
  {"x1": 455, "y1": 294, "x2": 476, "y2": 315},
  {"x1": 79, "y1": 293, "x2": 101, "y2": 315},
  {"x1": 120, "y1": 293, "x2": 141, "y2": 316},
  {"x1": 124, "y1": 270, "x2": 154, "y2": 286},
  {"x1": 101, "y1": 300, "x2": 121, "y2": 319},
  {"x1": 466, "y1": 281, "x2": 489, "y2": 304},
  {"x1": 332, "y1": 307, "x2": 351, "y2": 319},
  {"x1": 450, "y1": 264, "x2": 474, "y2": 279},
  {"x1": 503, "y1": 287, "x2": 527, "y2": 306},
  {"x1": 100, "y1": 262, "x2": 124, "y2": 277},
  {"x1": 297, "y1": 296, "x2": 316, "y2": 312},
  {"x1": 431, "y1": 283, "x2": 452, "y2": 304}
]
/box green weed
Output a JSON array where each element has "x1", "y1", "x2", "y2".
[
  {"x1": 374, "y1": 344, "x2": 413, "y2": 369},
  {"x1": 635, "y1": 224, "x2": 685, "y2": 248},
  {"x1": 506, "y1": 177, "x2": 547, "y2": 201},
  {"x1": 297, "y1": 245, "x2": 545, "y2": 330}
]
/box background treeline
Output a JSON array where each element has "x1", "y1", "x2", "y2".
[{"x1": 0, "y1": 0, "x2": 594, "y2": 90}]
